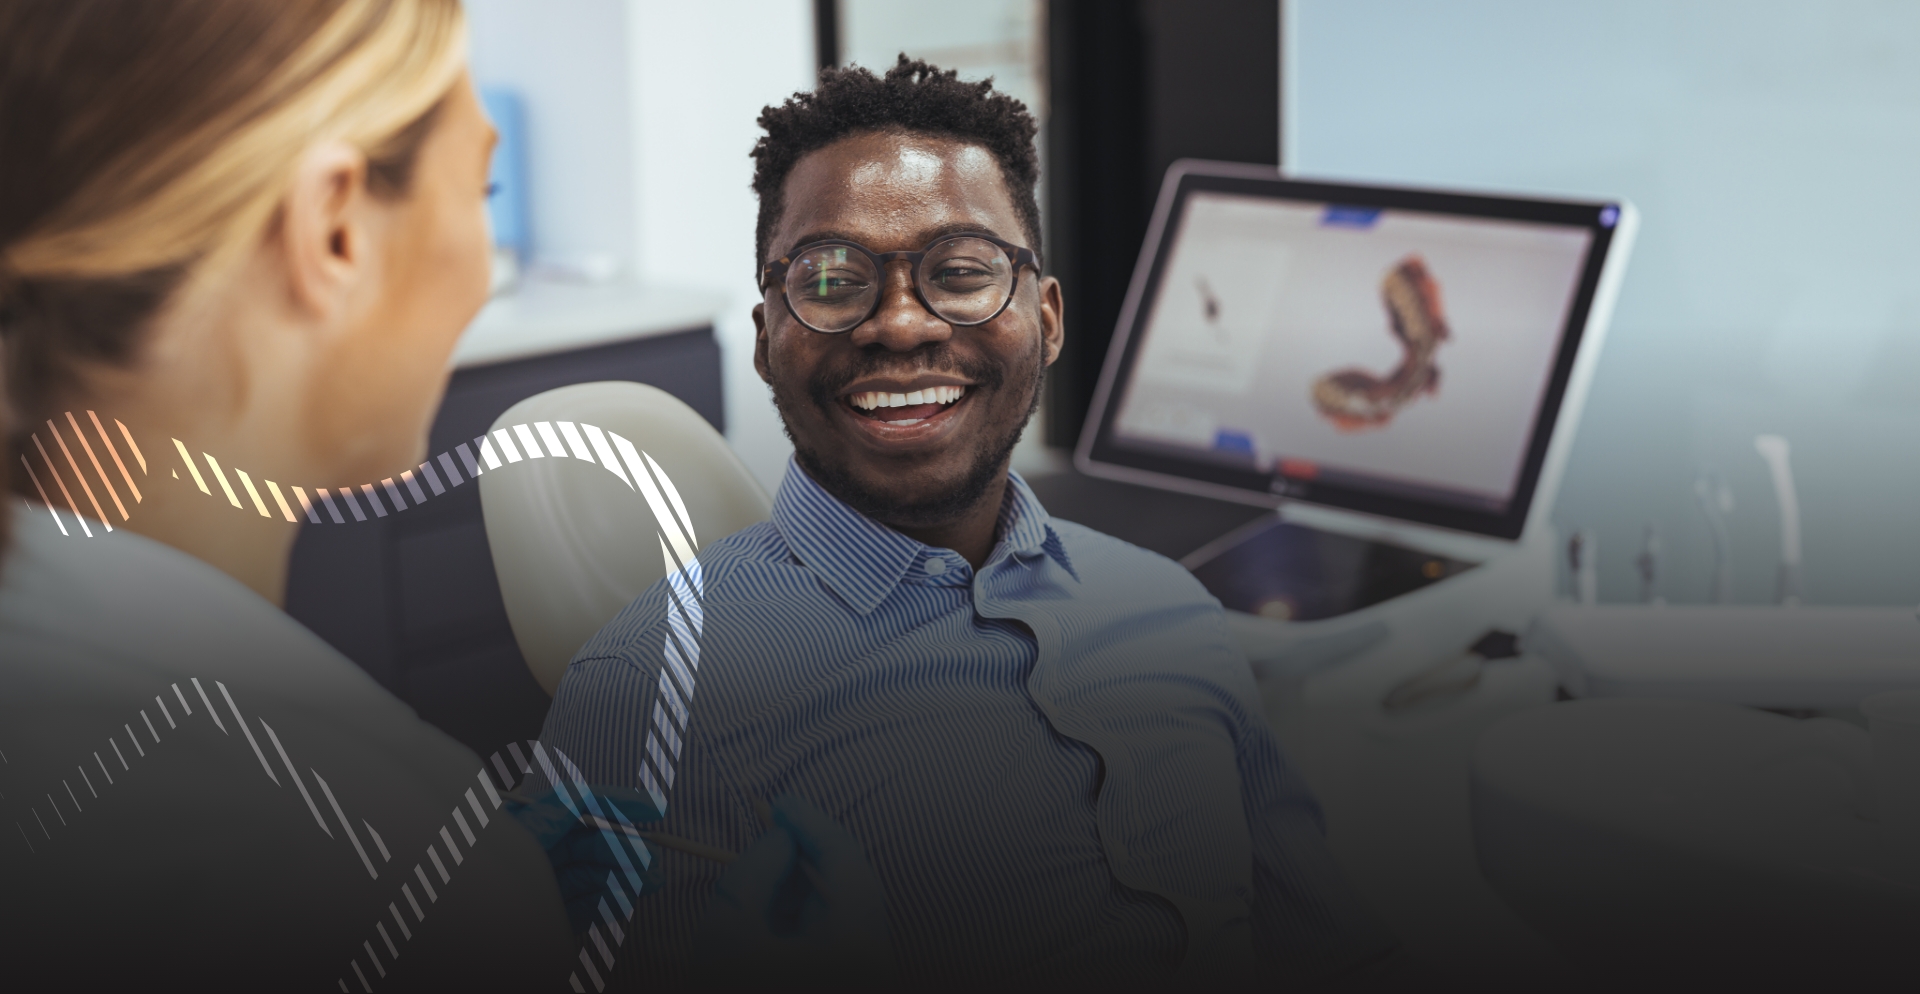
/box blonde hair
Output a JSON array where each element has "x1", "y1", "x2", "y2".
[
  {"x1": 4, "y1": 0, "x2": 466, "y2": 281},
  {"x1": 0, "y1": 0, "x2": 467, "y2": 547}
]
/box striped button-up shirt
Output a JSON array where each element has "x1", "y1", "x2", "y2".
[{"x1": 540, "y1": 459, "x2": 1390, "y2": 989}]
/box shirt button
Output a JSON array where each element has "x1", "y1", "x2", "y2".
[{"x1": 924, "y1": 558, "x2": 947, "y2": 575}]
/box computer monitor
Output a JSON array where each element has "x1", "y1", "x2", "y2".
[{"x1": 1075, "y1": 162, "x2": 1636, "y2": 543}]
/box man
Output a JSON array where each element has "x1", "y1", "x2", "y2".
[{"x1": 539, "y1": 57, "x2": 1395, "y2": 990}]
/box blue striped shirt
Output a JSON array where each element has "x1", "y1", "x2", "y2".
[{"x1": 540, "y1": 459, "x2": 1391, "y2": 988}]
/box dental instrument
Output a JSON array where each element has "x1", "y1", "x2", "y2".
[
  {"x1": 1753, "y1": 435, "x2": 1801, "y2": 606},
  {"x1": 1693, "y1": 467, "x2": 1733, "y2": 604},
  {"x1": 1635, "y1": 524, "x2": 1662, "y2": 606}
]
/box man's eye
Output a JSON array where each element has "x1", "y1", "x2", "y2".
[
  {"x1": 931, "y1": 266, "x2": 994, "y2": 288},
  {"x1": 804, "y1": 272, "x2": 870, "y2": 297}
]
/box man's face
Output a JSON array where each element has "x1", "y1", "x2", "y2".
[{"x1": 753, "y1": 131, "x2": 1064, "y2": 529}]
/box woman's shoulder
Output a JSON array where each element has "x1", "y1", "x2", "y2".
[{"x1": 0, "y1": 510, "x2": 462, "y2": 772}]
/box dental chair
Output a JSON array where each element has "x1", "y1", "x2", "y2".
[
  {"x1": 1471, "y1": 698, "x2": 1918, "y2": 981},
  {"x1": 476, "y1": 381, "x2": 771, "y2": 695}
]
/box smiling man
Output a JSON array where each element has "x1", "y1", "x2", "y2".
[{"x1": 537, "y1": 58, "x2": 1396, "y2": 991}]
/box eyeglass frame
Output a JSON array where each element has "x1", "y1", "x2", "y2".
[{"x1": 759, "y1": 232, "x2": 1042, "y2": 334}]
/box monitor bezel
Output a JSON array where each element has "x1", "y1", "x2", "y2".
[{"x1": 1074, "y1": 161, "x2": 1626, "y2": 542}]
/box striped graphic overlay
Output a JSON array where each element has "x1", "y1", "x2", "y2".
[
  {"x1": 19, "y1": 414, "x2": 708, "y2": 991},
  {"x1": 4, "y1": 684, "x2": 653, "y2": 992},
  {"x1": 17, "y1": 412, "x2": 146, "y2": 538}
]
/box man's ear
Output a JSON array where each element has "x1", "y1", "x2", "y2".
[
  {"x1": 1037, "y1": 275, "x2": 1065, "y2": 366},
  {"x1": 752, "y1": 302, "x2": 774, "y2": 385},
  {"x1": 277, "y1": 141, "x2": 372, "y2": 321}
]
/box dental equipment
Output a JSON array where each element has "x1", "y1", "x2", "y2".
[
  {"x1": 1753, "y1": 435, "x2": 1801, "y2": 606},
  {"x1": 1568, "y1": 530, "x2": 1598, "y2": 605},
  {"x1": 1635, "y1": 525, "x2": 1662, "y2": 606},
  {"x1": 1693, "y1": 467, "x2": 1733, "y2": 604}
]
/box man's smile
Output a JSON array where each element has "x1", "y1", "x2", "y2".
[
  {"x1": 831, "y1": 378, "x2": 977, "y2": 446},
  {"x1": 839, "y1": 373, "x2": 975, "y2": 427}
]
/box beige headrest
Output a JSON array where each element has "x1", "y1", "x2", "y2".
[{"x1": 477, "y1": 381, "x2": 770, "y2": 695}]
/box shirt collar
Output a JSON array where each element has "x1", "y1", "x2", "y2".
[{"x1": 772, "y1": 457, "x2": 1078, "y2": 614}]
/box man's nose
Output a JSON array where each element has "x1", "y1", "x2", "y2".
[{"x1": 848, "y1": 261, "x2": 952, "y2": 352}]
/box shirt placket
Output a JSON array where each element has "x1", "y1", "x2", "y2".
[{"x1": 973, "y1": 559, "x2": 1142, "y2": 875}]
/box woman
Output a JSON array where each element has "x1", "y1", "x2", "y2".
[{"x1": 0, "y1": 2, "x2": 581, "y2": 988}]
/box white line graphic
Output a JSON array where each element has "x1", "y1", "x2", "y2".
[
  {"x1": 235, "y1": 468, "x2": 270, "y2": 517},
  {"x1": 66, "y1": 411, "x2": 126, "y2": 520},
  {"x1": 437, "y1": 826, "x2": 462, "y2": 865},
  {"x1": 267, "y1": 480, "x2": 298, "y2": 522},
  {"x1": 34, "y1": 434, "x2": 90, "y2": 536},
  {"x1": 21, "y1": 453, "x2": 69, "y2": 535},
  {"x1": 170, "y1": 438, "x2": 210, "y2": 496},
  {"x1": 313, "y1": 771, "x2": 378, "y2": 879},
  {"x1": 216, "y1": 681, "x2": 277, "y2": 784},
  {"x1": 191, "y1": 678, "x2": 224, "y2": 733},
  {"x1": 202, "y1": 452, "x2": 242, "y2": 509},
  {"x1": 363, "y1": 820, "x2": 390, "y2": 862},
  {"x1": 48, "y1": 418, "x2": 112, "y2": 530},
  {"x1": 260, "y1": 720, "x2": 330, "y2": 837}
]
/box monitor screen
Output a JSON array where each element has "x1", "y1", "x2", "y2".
[{"x1": 1079, "y1": 167, "x2": 1627, "y2": 540}]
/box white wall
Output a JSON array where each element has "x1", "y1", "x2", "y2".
[
  {"x1": 467, "y1": 1, "x2": 816, "y2": 495},
  {"x1": 627, "y1": 0, "x2": 816, "y2": 496},
  {"x1": 466, "y1": 0, "x2": 638, "y2": 273},
  {"x1": 1288, "y1": 0, "x2": 1920, "y2": 605}
]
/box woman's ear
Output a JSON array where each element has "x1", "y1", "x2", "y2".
[{"x1": 277, "y1": 141, "x2": 372, "y2": 321}]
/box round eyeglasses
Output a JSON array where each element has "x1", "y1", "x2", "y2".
[{"x1": 761, "y1": 233, "x2": 1041, "y2": 334}]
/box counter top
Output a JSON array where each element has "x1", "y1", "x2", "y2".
[{"x1": 452, "y1": 279, "x2": 730, "y2": 369}]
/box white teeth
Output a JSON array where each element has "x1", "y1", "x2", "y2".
[{"x1": 847, "y1": 385, "x2": 967, "y2": 411}]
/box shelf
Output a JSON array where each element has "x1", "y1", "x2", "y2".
[{"x1": 452, "y1": 278, "x2": 729, "y2": 369}]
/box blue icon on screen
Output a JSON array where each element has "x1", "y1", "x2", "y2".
[
  {"x1": 1212, "y1": 429, "x2": 1255, "y2": 456},
  {"x1": 1320, "y1": 205, "x2": 1382, "y2": 229}
]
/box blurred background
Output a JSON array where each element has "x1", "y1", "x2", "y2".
[{"x1": 458, "y1": 0, "x2": 1920, "y2": 613}]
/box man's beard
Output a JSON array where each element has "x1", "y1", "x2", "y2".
[{"x1": 771, "y1": 341, "x2": 1046, "y2": 531}]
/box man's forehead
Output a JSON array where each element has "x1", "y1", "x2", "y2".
[{"x1": 773, "y1": 131, "x2": 1019, "y2": 253}]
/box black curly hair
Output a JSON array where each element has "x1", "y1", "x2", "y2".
[{"x1": 750, "y1": 55, "x2": 1042, "y2": 281}]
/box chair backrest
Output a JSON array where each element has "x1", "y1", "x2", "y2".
[{"x1": 477, "y1": 381, "x2": 771, "y2": 694}]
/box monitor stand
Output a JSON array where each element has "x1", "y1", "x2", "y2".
[
  {"x1": 1025, "y1": 469, "x2": 1475, "y2": 624},
  {"x1": 1182, "y1": 517, "x2": 1475, "y2": 623}
]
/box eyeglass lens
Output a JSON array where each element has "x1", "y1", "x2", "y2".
[{"x1": 784, "y1": 237, "x2": 1016, "y2": 333}]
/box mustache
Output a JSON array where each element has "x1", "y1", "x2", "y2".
[{"x1": 805, "y1": 344, "x2": 1007, "y2": 405}]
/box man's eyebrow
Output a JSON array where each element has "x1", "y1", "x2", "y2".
[{"x1": 774, "y1": 222, "x2": 1011, "y2": 259}]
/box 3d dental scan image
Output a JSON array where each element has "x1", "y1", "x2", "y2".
[{"x1": 5, "y1": 0, "x2": 1920, "y2": 991}]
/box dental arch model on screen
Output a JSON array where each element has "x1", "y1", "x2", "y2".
[{"x1": 1309, "y1": 254, "x2": 1451, "y2": 432}]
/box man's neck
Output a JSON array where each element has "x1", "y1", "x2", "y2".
[{"x1": 884, "y1": 473, "x2": 1009, "y2": 570}]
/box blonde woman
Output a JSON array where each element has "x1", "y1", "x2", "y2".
[{"x1": 0, "y1": 2, "x2": 585, "y2": 987}]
